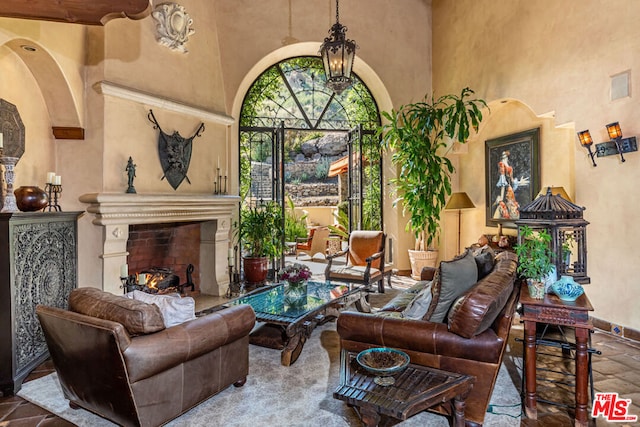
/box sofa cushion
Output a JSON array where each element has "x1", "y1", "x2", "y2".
[
  {"x1": 447, "y1": 253, "x2": 517, "y2": 338},
  {"x1": 126, "y1": 290, "x2": 196, "y2": 328},
  {"x1": 379, "y1": 280, "x2": 431, "y2": 312},
  {"x1": 427, "y1": 250, "x2": 478, "y2": 323},
  {"x1": 69, "y1": 287, "x2": 165, "y2": 336},
  {"x1": 402, "y1": 282, "x2": 433, "y2": 319}
]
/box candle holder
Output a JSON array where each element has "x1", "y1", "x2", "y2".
[
  {"x1": 0, "y1": 156, "x2": 19, "y2": 213},
  {"x1": 45, "y1": 183, "x2": 63, "y2": 211},
  {"x1": 213, "y1": 167, "x2": 227, "y2": 195}
]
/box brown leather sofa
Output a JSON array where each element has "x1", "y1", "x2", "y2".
[
  {"x1": 36, "y1": 287, "x2": 256, "y2": 427},
  {"x1": 336, "y1": 251, "x2": 519, "y2": 426}
]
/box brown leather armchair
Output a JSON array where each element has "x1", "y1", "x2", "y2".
[
  {"x1": 336, "y1": 252, "x2": 519, "y2": 426},
  {"x1": 36, "y1": 287, "x2": 256, "y2": 427},
  {"x1": 324, "y1": 230, "x2": 387, "y2": 293}
]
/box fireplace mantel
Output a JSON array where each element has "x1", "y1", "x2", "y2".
[
  {"x1": 79, "y1": 193, "x2": 240, "y2": 226},
  {"x1": 80, "y1": 193, "x2": 240, "y2": 296}
]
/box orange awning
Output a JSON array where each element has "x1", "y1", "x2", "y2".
[{"x1": 328, "y1": 154, "x2": 370, "y2": 177}]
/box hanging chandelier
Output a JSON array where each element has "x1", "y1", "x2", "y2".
[{"x1": 319, "y1": 0, "x2": 357, "y2": 95}]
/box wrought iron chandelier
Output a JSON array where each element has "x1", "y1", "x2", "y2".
[{"x1": 319, "y1": 0, "x2": 357, "y2": 95}]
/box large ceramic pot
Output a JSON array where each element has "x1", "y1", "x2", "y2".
[
  {"x1": 243, "y1": 256, "x2": 269, "y2": 285},
  {"x1": 14, "y1": 186, "x2": 48, "y2": 212}
]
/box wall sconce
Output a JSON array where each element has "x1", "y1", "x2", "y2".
[{"x1": 577, "y1": 122, "x2": 637, "y2": 166}]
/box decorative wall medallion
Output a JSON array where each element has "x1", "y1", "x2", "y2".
[
  {"x1": 0, "y1": 99, "x2": 25, "y2": 160},
  {"x1": 151, "y1": 2, "x2": 195, "y2": 53}
]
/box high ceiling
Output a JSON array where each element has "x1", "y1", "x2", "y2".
[{"x1": 0, "y1": 0, "x2": 151, "y2": 26}]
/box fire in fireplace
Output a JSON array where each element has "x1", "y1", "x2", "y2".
[{"x1": 123, "y1": 264, "x2": 196, "y2": 295}]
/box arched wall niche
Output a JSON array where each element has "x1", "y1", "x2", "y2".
[
  {"x1": 3, "y1": 38, "x2": 83, "y2": 139},
  {"x1": 442, "y1": 97, "x2": 576, "y2": 261}
]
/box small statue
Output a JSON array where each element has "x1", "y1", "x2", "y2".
[{"x1": 125, "y1": 157, "x2": 137, "y2": 194}]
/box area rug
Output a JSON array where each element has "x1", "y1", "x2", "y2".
[{"x1": 18, "y1": 322, "x2": 522, "y2": 427}]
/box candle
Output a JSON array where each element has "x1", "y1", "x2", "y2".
[
  {"x1": 120, "y1": 264, "x2": 128, "y2": 278},
  {"x1": 0, "y1": 132, "x2": 3, "y2": 148},
  {"x1": 217, "y1": 156, "x2": 220, "y2": 169},
  {"x1": 228, "y1": 248, "x2": 234, "y2": 267},
  {"x1": 46, "y1": 172, "x2": 55, "y2": 183},
  {"x1": 53, "y1": 175, "x2": 61, "y2": 185},
  {"x1": 138, "y1": 273, "x2": 146, "y2": 285}
]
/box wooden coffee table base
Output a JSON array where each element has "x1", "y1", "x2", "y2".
[{"x1": 334, "y1": 349, "x2": 474, "y2": 426}]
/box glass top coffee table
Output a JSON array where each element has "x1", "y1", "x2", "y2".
[{"x1": 226, "y1": 280, "x2": 370, "y2": 366}]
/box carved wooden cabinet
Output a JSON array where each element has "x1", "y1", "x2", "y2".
[{"x1": 0, "y1": 211, "x2": 81, "y2": 395}]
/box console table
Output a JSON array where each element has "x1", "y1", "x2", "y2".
[
  {"x1": 520, "y1": 286, "x2": 594, "y2": 427},
  {"x1": 0, "y1": 211, "x2": 81, "y2": 395}
]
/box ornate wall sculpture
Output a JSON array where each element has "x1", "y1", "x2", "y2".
[{"x1": 151, "y1": 3, "x2": 195, "y2": 53}]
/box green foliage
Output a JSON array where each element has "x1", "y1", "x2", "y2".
[
  {"x1": 514, "y1": 226, "x2": 554, "y2": 281},
  {"x1": 239, "y1": 202, "x2": 284, "y2": 259},
  {"x1": 378, "y1": 87, "x2": 487, "y2": 250},
  {"x1": 284, "y1": 196, "x2": 308, "y2": 241},
  {"x1": 314, "y1": 158, "x2": 330, "y2": 180}
]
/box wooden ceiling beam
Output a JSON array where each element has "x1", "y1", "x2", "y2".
[{"x1": 0, "y1": 0, "x2": 151, "y2": 26}]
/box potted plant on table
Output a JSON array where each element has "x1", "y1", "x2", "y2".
[
  {"x1": 239, "y1": 201, "x2": 284, "y2": 285},
  {"x1": 378, "y1": 88, "x2": 487, "y2": 279},
  {"x1": 514, "y1": 225, "x2": 554, "y2": 299}
]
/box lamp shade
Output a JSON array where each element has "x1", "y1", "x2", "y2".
[
  {"x1": 537, "y1": 186, "x2": 572, "y2": 203},
  {"x1": 444, "y1": 192, "x2": 476, "y2": 210}
]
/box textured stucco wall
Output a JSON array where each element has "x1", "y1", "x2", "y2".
[{"x1": 433, "y1": 0, "x2": 640, "y2": 329}]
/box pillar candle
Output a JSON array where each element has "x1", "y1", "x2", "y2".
[
  {"x1": 0, "y1": 132, "x2": 3, "y2": 148},
  {"x1": 120, "y1": 264, "x2": 128, "y2": 277},
  {"x1": 228, "y1": 248, "x2": 234, "y2": 266},
  {"x1": 46, "y1": 172, "x2": 55, "y2": 183},
  {"x1": 53, "y1": 175, "x2": 61, "y2": 185},
  {"x1": 138, "y1": 273, "x2": 146, "y2": 285}
]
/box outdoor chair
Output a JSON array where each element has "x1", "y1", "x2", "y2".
[
  {"x1": 324, "y1": 230, "x2": 387, "y2": 293},
  {"x1": 295, "y1": 226, "x2": 330, "y2": 259}
]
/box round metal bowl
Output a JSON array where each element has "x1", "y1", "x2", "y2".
[{"x1": 356, "y1": 347, "x2": 410, "y2": 379}]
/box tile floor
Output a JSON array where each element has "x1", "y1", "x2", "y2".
[{"x1": 2, "y1": 271, "x2": 640, "y2": 426}]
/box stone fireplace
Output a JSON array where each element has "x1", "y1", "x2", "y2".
[{"x1": 80, "y1": 193, "x2": 239, "y2": 295}]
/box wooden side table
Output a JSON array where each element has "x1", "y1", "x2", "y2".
[
  {"x1": 519, "y1": 286, "x2": 594, "y2": 427},
  {"x1": 334, "y1": 349, "x2": 474, "y2": 426}
]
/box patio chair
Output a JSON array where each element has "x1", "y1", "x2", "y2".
[
  {"x1": 324, "y1": 230, "x2": 387, "y2": 293},
  {"x1": 295, "y1": 226, "x2": 330, "y2": 259}
]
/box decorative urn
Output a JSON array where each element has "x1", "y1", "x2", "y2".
[{"x1": 14, "y1": 186, "x2": 48, "y2": 212}]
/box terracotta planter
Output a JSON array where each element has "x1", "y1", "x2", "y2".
[
  {"x1": 243, "y1": 256, "x2": 269, "y2": 285},
  {"x1": 14, "y1": 186, "x2": 48, "y2": 212}
]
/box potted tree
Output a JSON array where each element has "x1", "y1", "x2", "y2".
[
  {"x1": 379, "y1": 88, "x2": 487, "y2": 278},
  {"x1": 238, "y1": 201, "x2": 284, "y2": 285},
  {"x1": 514, "y1": 225, "x2": 554, "y2": 299}
]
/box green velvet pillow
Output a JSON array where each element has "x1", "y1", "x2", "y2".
[{"x1": 427, "y1": 250, "x2": 479, "y2": 323}]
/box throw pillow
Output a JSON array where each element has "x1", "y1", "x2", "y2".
[
  {"x1": 427, "y1": 250, "x2": 479, "y2": 323},
  {"x1": 126, "y1": 290, "x2": 196, "y2": 328},
  {"x1": 402, "y1": 282, "x2": 433, "y2": 319},
  {"x1": 474, "y1": 247, "x2": 496, "y2": 280}
]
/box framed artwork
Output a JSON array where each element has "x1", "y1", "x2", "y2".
[{"x1": 485, "y1": 128, "x2": 540, "y2": 228}]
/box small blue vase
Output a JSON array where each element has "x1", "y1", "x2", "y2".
[{"x1": 551, "y1": 275, "x2": 584, "y2": 301}]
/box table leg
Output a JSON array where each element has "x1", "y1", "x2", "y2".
[
  {"x1": 453, "y1": 395, "x2": 466, "y2": 427},
  {"x1": 281, "y1": 333, "x2": 306, "y2": 366},
  {"x1": 574, "y1": 327, "x2": 590, "y2": 427},
  {"x1": 359, "y1": 406, "x2": 381, "y2": 427},
  {"x1": 524, "y1": 319, "x2": 538, "y2": 420}
]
